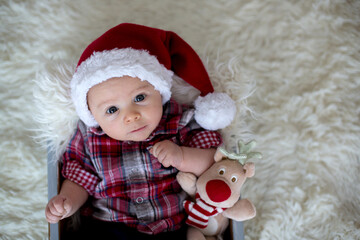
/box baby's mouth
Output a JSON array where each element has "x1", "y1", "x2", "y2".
[{"x1": 130, "y1": 125, "x2": 147, "y2": 133}]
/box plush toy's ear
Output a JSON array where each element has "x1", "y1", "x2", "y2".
[
  {"x1": 214, "y1": 147, "x2": 226, "y2": 162},
  {"x1": 243, "y1": 162, "x2": 255, "y2": 178}
]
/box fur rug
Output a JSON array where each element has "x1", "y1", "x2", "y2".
[{"x1": 1, "y1": 0, "x2": 360, "y2": 239}]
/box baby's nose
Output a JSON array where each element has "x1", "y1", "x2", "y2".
[{"x1": 124, "y1": 111, "x2": 141, "y2": 123}]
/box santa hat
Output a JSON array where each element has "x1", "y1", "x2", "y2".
[{"x1": 71, "y1": 23, "x2": 236, "y2": 130}]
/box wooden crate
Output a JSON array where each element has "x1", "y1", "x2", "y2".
[{"x1": 47, "y1": 151, "x2": 244, "y2": 240}]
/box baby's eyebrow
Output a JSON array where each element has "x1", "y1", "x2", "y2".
[
  {"x1": 95, "y1": 99, "x2": 116, "y2": 110},
  {"x1": 94, "y1": 83, "x2": 152, "y2": 109},
  {"x1": 130, "y1": 83, "x2": 152, "y2": 94}
]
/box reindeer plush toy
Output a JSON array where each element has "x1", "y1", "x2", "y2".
[{"x1": 176, "y1": 140, "x2": 262, "y2": 240}]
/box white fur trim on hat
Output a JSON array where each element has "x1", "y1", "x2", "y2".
[
  {"x1": 70, "y1": 48, "x2": 174, "y2": 127},
  {"x1": 194, "y1": 93, "x2": 236, "y2": 130}
]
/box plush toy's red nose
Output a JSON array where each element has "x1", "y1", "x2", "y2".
[{"x1": 206, "y1": 180, "x2": 231, "y2": 202}]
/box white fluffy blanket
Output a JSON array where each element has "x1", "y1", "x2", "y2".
[{"x1": 1, "y1": 1, "x2": 360, "y2": 239}]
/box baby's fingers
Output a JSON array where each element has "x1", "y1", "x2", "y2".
[
  {"x1": 51, "y1": 197, "x2": 67, "y2": 214},
  {"x1": 150, "y1": 143, "x2": 163, "y2": 158},
  {"x1": 149, "y1": 146, "x2": 156, "y2": 157},
  {"x1": 45, "y1": 205, "x2": 62, "y2": 223},
  {"x1": 61, "y1": 199, "x2": 72, "y2": 219},
  {"x1": 151, "y1": 142, "x2": 161, "y2": 154}
]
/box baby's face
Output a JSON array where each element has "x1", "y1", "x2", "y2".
[{"x1": 87, "y1": 76, "x2": 163, "y2": 141}]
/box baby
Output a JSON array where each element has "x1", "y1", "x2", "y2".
[{"x1": 45, "y1": 23, "x2": 235, "y2": 239}]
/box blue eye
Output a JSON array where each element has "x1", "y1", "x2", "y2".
[
  {"x1": 134, "y1": 94, "x2": 146, "y2": 102},
  {"x1": 106, "y1": 106, "x2": 118, "y2": 114}
]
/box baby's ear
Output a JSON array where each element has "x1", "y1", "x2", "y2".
[
  {"x1": 243, "y1": 162, "x2": 255, "y2": 178},
  {"x1": 214, "y1": 147, "x2": 226, "y2": 162}
]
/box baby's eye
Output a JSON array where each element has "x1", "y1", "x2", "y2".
[
  {"x1": 134, "y1": 94, "x2": 146, "y2": 102},
  {"x1": 106, "y1": 106, "x2": 118, "y2": 114}
]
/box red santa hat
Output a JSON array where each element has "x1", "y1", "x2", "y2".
[{"x1": 71, "y1": 23, "x2": 236, "y2": 130}]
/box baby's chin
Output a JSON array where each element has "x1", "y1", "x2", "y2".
[
  {"x1": 111, "y1": 135, "x2": 149, "y2": 142},
  {"x1": 110, "y1": 129, "x2": 154, "y2": 142}
]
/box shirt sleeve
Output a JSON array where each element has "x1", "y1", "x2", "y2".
[
  {"x1": 61, "y1": 125, "x2": 100, "y2": 196},
  {"x1": 180, "y1": 129, "x2": 223, "y2": 149}
]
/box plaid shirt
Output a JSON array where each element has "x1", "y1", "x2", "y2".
[{"x1": 62, "y1": 99, "x2": 222, "y2": 235}]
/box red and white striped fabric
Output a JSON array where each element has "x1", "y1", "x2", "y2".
[{"x1": 183, "y1": 193, "x2": 226, "y2": 229}]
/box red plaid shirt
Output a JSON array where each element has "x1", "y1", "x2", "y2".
[{"x1": 62, "y1": 99, "x2": 222, "y2": 235}]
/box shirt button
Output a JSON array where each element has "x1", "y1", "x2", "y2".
[{"x1": 136, "y1": 197, "x2": 144, "y2": 204}]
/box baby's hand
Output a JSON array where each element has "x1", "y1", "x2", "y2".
[
  {"x1": 45, "y1": 195, "x2": 73, "y2": 224},
  {"x1": 150, "y1": 140, "x2": 183, "y2": 169}
]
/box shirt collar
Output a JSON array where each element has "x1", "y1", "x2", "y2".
[{"x1": 88, "y1": 99, "x2": 184, "y2": 140}]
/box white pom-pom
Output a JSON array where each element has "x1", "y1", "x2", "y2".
[{"x1": 194, "y1": 93, "x2": 236, "y2": 130}]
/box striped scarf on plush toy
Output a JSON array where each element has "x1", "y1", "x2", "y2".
[{"x1": 183, "y1": 193, "x2": 227, "y2": 229}]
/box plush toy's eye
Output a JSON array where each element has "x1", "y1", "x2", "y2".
[
  {"x1": 231, "y1": 176, "x2": 238, "y2": 183},
  {"x1": 219, "y1": 168, "x2": 225, "y2": 175}
]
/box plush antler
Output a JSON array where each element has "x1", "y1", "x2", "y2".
[{"x1": 218, "y1": 140, "x2": 262, "y2": 165}]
